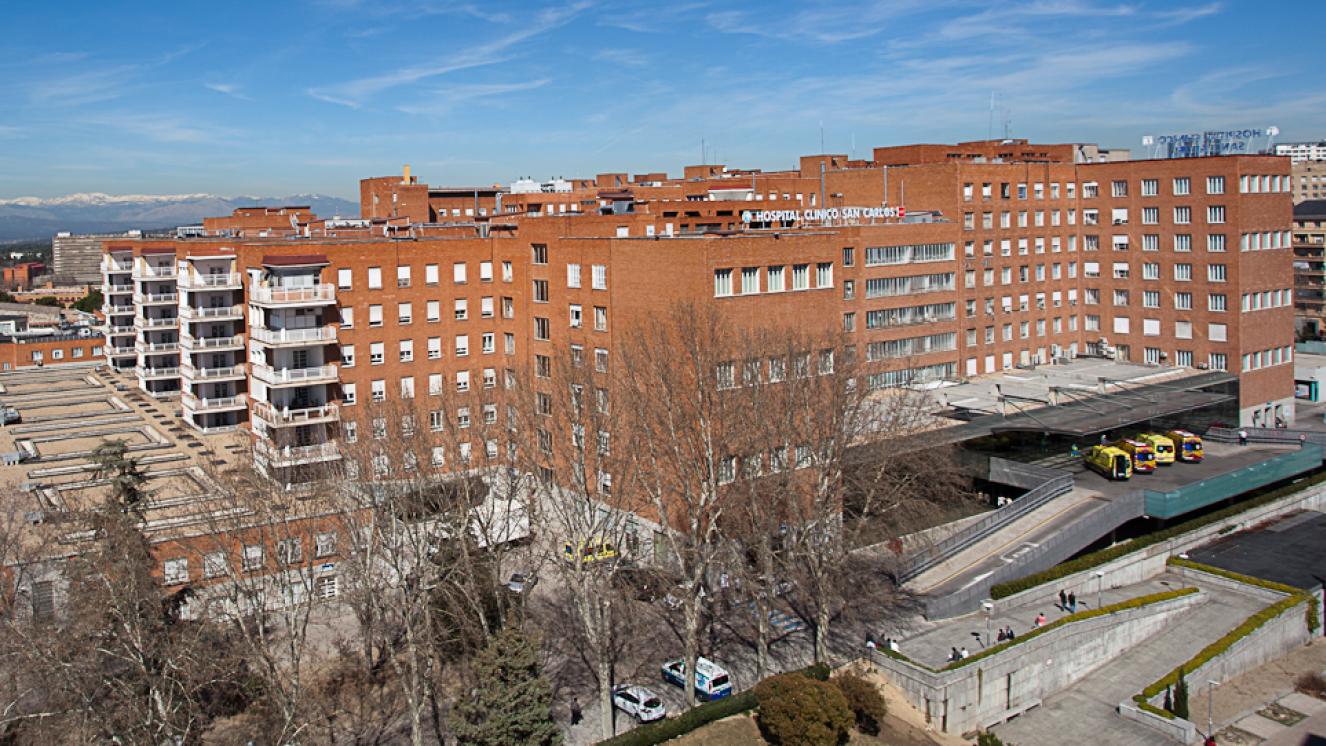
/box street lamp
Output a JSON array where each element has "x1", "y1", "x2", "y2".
[
  {"x1": 982, "y1": 601, "x2": 994, "y2": 647},
  {"x1": 1208, "y1": 680, "x2": 1219, "y2": 739},
  {"x1": 1095, "y1": 570, "x2": 1105, "y2": 609},
  {"x1": 1179, "y1": 553, "x2": 1189, "y2": 584}
]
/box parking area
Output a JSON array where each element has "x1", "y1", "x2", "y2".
[
  {"x1": 1080, "y1": 440, "x2": 1301, "y2": 497},
  {"x1": 1190, "y1": 509, "x2": 1326, "y2": 591}
]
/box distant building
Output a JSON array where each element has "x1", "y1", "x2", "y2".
[
  {"x1": 1275, "y1": 141, "x2": 1326, "y2": 163},
  {"x1": 1294, "y1": 200, "x2": 1326, "y2": 338},
  {"x1": 0, "y1": 262, "x2": 46, "y2": 290},
  {"x1": 0, "y1": 327, "x2": 103, "y2": 371},
  {"x1": 53, "y1": 230, "x2": 145, "y2": 285},
  {"x1": 11, "y1": 284, "x2": 90, "y2": 306},
  {"x1": 1292, "y1": 161, "x2": 1326, "y2": 203}
]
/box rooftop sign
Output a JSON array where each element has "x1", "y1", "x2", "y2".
[{"x1": 741, "y1": 206, "x2": 905, "y2": 223}]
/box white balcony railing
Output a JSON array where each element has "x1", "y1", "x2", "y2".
[
  {"x1": 179, "y1": 304, "x2": 243, "y2": 320},
  {"x1": 135, "y1": 340, "x2": 180, "y2": 354},
  {"x1": 103, "y1": 283, "x2": 133, "y2": 295},
  {"x1": 107, "y1": 345, "x2": 136, "y2": 355},
  {"x1": 103, "y1": 260, "x2": 133, "y2": 273},
  {"x1": 134, "y1": 316, "x2": 179, "y2": 329},
  {"x1": 181, "y1": 362, "x2": 246, "y2": 380},
  {"x1": 106, "y1": 324, "x2": 137, "y2": 335},
  {"x1": 252, "y1": 400, "x2": 339, "y2": 428},
  {"x1": 133, "y1": 292, "x2": 178, "y2": 305},
  {"x1": 255, "y1": 440, "x2": 341, "y2": 468},
  {"x1": 248, "y1": 284, "x2": 336, "y2": 306},
  {"x1": 180, "y1": 333, "x2": 244, "y2": 350},
  {"x1": 182, "y1": 392, "x2": 248, "y2": 412},
  {"x1": 251, "y1": 363, "x2": 338, "y2": 386},
  {"x1": 103, "y1": 304, "x2": 135, "y2": 315},
  {"x1": 131, "y1": 265, "x2": 177, "y2": 280},
  {"x1": 248, "y1": 325, "x2": 338, "y2": 346},
  {"x1": 177, "y1": 272, "x2": 242, "y2": 290},
  {"x1": 135, "y1": 366, "x2": 180, "y2": 380}
]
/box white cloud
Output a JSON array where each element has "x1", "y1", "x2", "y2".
[
  {"x1": 205, "y1": 82, "x2": 252, "y2": 101},
  {"x1": 396, "y1": 78, "x2": 552, "y2": 116}
]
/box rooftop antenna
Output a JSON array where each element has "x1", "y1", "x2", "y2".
[{"x1": 1003, "y1": 108, "x2": 1012, "y2": 140}]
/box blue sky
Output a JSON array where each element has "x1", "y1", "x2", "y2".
[{"x1": 1, "y1": 0, "x2": 1321, "y2": 200}]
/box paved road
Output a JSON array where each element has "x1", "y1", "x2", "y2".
[{"x1": 992, "y1": 570, "x2": 1269, "y2": 746}]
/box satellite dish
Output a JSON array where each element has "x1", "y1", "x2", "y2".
[{"x1": 1267, "y1": 127, "x2": 1280, "y2": 137}]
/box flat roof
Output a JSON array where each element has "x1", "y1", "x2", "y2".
[{"x1": 262, "y1": 254, "x2": 329, "y2": 267}]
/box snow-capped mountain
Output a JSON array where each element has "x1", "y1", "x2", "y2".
[{"x1": 0, "y1": 192, "x2": 360, "y2": 241}]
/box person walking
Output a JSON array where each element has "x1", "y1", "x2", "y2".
[
  {"x1": 570, "y1": 698, "x2": 583, "y2": 726},
  {"x1": 1006, "y1": 626, "x2": 1015, "y2": 640},
  {"x1": 1059, "y1": 589, "x2": 1068, "y2": 609},
  {"x1": 1239, "y1": 428, "x2": 1249, "y2": 446},
  {"x1": 1068, "y1": 592, "x2": 1077, "y2": 612},
  {"x1": 1035, "y1": 612, "x2": 1047, "y2": 627},
  {"x1": 959, "y1": 647, "x2": 970, "y2": 659}
]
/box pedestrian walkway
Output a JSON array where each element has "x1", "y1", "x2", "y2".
[{"x1": 990, "y1": 571, "x2": 1269, "y2": 746}]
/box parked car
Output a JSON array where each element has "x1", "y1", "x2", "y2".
[
  {"x1": 505, "y1": 571, "x2": 537, "y2": 594},
  {"x1": 1, "y1": 407, "x2": 19, "y2": 425},
  {"x1": 611, "y1": 684, "x2": 666, "y2": 722},
  {"x1": 660, "y1": 656, "x2": 732, "y2": 701}
]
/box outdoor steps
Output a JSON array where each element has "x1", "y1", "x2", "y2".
[{"x1": 992, "y1": 575, "x2": 1268, "y2": 746}]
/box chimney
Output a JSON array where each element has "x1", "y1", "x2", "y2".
[{"x1": 403, "y1": 164, "x2": 412, "y2": 184}]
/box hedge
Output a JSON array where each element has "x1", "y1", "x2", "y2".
[
  {"x1": 595, "y1": 662, "x2": 830, "y2": 746},
  {"x1": 875, "y1": 588, "x2": 1198, "y2": 674},
  {"x1": 990, "y1": 466, "x2": 1326, "y2": 599},
  {"x1": 1133, "y1": 558, "x2": 1314, "y2": 719}
]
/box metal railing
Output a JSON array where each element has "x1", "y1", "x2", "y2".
[
  {"x1": 181, "y1": 362, "x2": 246, "y2": 380},
  {"x1": 255, "y1": 440, "x2": 340, "y2": 467},
  {"x1": 182, "y1": 392, "x2": 248, "y2": 411},
  {"x1": 134, "y1": 292, "x2": 178, "y2": 305},
  {"x1": 179, "y1": 304, "x2": 242, "y2": 320},
  {"x1": 899, "y1": 465, "x2": 1075, "y2": 583},
  {"x1": 180, "y1": 333, "x2": 244, "y2": 350},
  {"x1": 252, "y1": 400, "x2": 339, "y2": 427},
  {"x1": 1206, "y1": 426, "x2": 1326, "y2": 447},
  {"x1": 248, "y1": 284, "x2": 336, "y2": 305},
  {"x1": 251, "y1": 363, "x2": 337, "y2": 386},
  {"x1": 135, "y1": 340, "x2": 179, "y2": 353},
  {"x1": 131, "y1": 265, "x2": 177, "y2": 279},
  {"x1": 134, "y1": 316, "x2": 178, "y2": 329},
  {"x1": 248, "y1": 325, "x2": 337, "y2": 345},
  {"x1": 1142, "y1": 444, "x2": 1324, "y2": 519},
  {"x1": 177, "y1": 272, "x2": 242, "y2": 289},
  {"x1": 135, "y1": 366, "x2": 180, "y2": 379}
]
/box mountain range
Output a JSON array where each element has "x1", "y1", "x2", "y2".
[{"x1": 0, "y1": 192, "x2": 360, "y2": 242}]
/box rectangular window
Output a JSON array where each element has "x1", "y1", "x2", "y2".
[
  {"x1": 242, "y1": 545, "x2": 263, "y2": 572},
  {"x1": 1141, "y1": 179, "x2": 1158, "y2": 196},
  {"x1": 1207, "y1": 234, "x2": 1226, "y2": 252},
  {"x1": 792, "y1": 264, "x2": 810, "y2": 290},
  {"x1": 453, "y1": 262, "x2": 467, "y2": 284},
  {"x1": 767, "y1": 266, "x2": 785, "y2": 292},
  {"x1": 1174, "y1": 263, "x2": 1192, "y2": 281},
  {"x1": 343, "y1": 382, "x2": 357, "y2": 405},
  {"x1": 455, "y1": 334, "x2": 469, "y2": 356},
  {"x1": 1209, "y1": 293, "x2": 1227, "y2": 312},
  {"x1": 569, "y1": 304, "x2": 582, "y2": 328},
  {"x1": 481, "y1": 296, "x2": 494, "y2": 318},
  {"x1": 397, "y1": 265, "x2": 411, "y2": 287},
  {"x1": 428, "y1": 337, "x2": 442, "y2": 360},
  {"x1": 425, "y1": 263, "x2": 439, "y2": 285},
  {"x1": 479, "y1": 261, "x2": 493, "y2": 282},
  {"x1": 400, "y1": 376, "x2": 415, "y2": 398},
  {"x1": 163, "y1": 558, "x2": 189, "y2": 584},
  {"x1": 370, "y1": 379, "x2": 386, "y2": 402},
  {"x1": 816, "y1": 262, "x2": 833, "y2": 288},
  {"x1": 567, "y1": 263, "x2": 581, "y2": 288},
  {"x1": 398, "y1": 302, "x2": 412, "y2": 324},
  {"x1": 592, "y1": 264, "x2": 607, "y2": 290},
  {"x1": 454, "y1": 299, "x2": 468, "y2": 320},
  {"x1": 368, "y1": 304, "x2": 383, "y2": 327},
  {"x1": 1174, "y1": 206, "x2": 1191, "y2": 224},
  {"x1": 1208, "y1": 264, "x2": 1227, "y2": 283},
  {"x1": 1175, "y1": 292, "x2": 1192, "y2": 310},
  {"x1": 741, "y1": 267, "x2": 760, "y2": 294},
  {"x1": 337, "y1": 268, "x2": 352, "y2": 289},
  {"x1": 1207, "y1": 205, "x2": 1225, "y2": 224},
  {"x1": 341, "y1": 344, "x2": 355, "y2": 367},
  {"x1": 714, "y1": 269, "x2": 733, "y2": 297},
  {"x1": 1206, "y1": 175, "x2": 1225, "y2": 195},
  {"x1": 595, "y1": 348, "x2": 609, "y2": 372},
  {"x1": 427, "y1": 300, "x2": 440, "y2": 322},
  {"x1": 1175, "y1": 234, "x2": 1192, "y2": 252},
  {"x1": 399, "y1": 339, "x2": 413, "y2": 362},
  {"x1": 594, "y1": 306, "x2": 607, "y2": 331},
  {"x1": 367, "y1": 267, "x2": 382, "y2": 289},
  {"x1": 532, "y1": 244, "x2": 548, "y2": 264},
  {"x1": 534, "y1": 317, "x2": 549, "y2": 341},
  {"x1": 1209, "y1": 323, "x2": 1227, "y2": 342},
  {"x1": 1173, "y1": 177, "x2": 1191, "y2": 196},
  {"x1": 370, "y1": 342, "x2": 385, "y2": 365}
]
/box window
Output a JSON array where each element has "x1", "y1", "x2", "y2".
[
  {"x1": 532, "y1": 244, "x2": 548, "y2": 264},
  {"x1": 1176, "y1": 349, "x2": 1193, "y2": 367},
  {"x1": 427, "y1": 337, "x2": 442, "y2": 360},
  {"x1": 427, "y1": 300, "x2": 441, "y2": 322},
  {"x1": 1143, "y1": 290, "x2": 1160, "y2": 308},
  {"x1": 1174, "y1": 206, "x2": 1191, "y2": 224},
  {"x1": 370, "y1": 379, "x2": 386, "y2": 402},
  {"x1": 397, "y1": 265, "x2": 411, "y2": 287},
  {"x1": 455, "y1": 334, "x2": 469, "y2": 356},
  {"x1": 1209, "y1": 352, "x2": 1227, "y2": 371},
  {"x1": 482, "y1": 368, "x2": 497, "y2": 389},
  {"x1": 1209, "y1": 323, "x2": 1227, "y2": 342},
  {"x1": 456, "y1": 371, "x2": 470, "y2": 392},
  {"x1": 338, "y1": 306, "x2": 354, "y2": 329},
  {"x1": 370, "y1": 342, "x2": 384, "y2": 365},
  {"x1": 1113, "y1": 289, "x2": 1130, "y2": 306},
  {"x1": 504, "y1": 332, "x2": 515, "y2": 355},
  {"x1": 594, "y1": 348, "x2": 609, "y2": 372},
  {"x1": 399, "y1": 339, "x2": 413, "y2": 362},
  {"x1": 454, "y1": 299, "x2": 468, "y2": 320},
  {"x1": 567, "y1": 263, "x2": 581, "y2": 288},
  {"x1": 534, "y1": 317, "x2": 549, "y2": 341},
  {"x1": 341, "y1": 344, "x2": 355, "y2": 367},
  {"x1": 1113, "y1": 317, "x2": 1130, "y2": 334},
  {"x1": 1207, "y1": 234, "x2": 1226, "y2": 252},
  {"x1": 594, "y1": 306, "x2": 607, "y2": 331},
  {"x1": 1174, "y1": 263, "x2": 1192, "y2": 281},
  {"x1": 1175, "y1": 320, "x2": 1193, "y2": 339},
  {"x1": 842, "y1": 247, "x2": 855, "y2": 266},
  {"x1": 1175, "y1": 292, "x2": 1192, "y2": 310},
  {"x1": 343, "y1": 382, "x2": 357, "y2": 405},
  {"x1": 453, "y1": 262, "x2": 467, "y2": 284},
  {"x1": 204, "y1": 552, "x2": 227, "y2": 578},
  {"x1": 398, "y1": 302, "x2": 412, "y2": 324},
  {"x1": 1173, "y1": 177, "x2": 1191, "y2": 196},
  {"x1": 242, "y1": 544, "x2": 263, "y2": 572},
  {"x1": 428, "y1": 372, "x2": 443, "y2": 395},
  {"x1": 425, "y1": 263, "x2": 439, "y2": 285},
  {"x1": 337, "y1": 268, "x2": 352, "y2": 289},
  {"x1": 502, "y1": 296, "x2": 514, "y2": 318},
  {"x1": 767, "y1": 266, "x2": 785, "y2": 292},
  {"x1": 792, "y1": 264, "x2": 810, "y2": 290},
  {"x1": 592, "y1": 264, "x2": 607, "y2": 290},
  {"x1": 816, "y1": 262, "x2": 833, "y2": 288},
  {"x1": 569, "y1": 304, "x2": 582, "y2": 328},
  {"x1": 481, "y1": 332, "x2": 495, "y2": 354},
  {"x1": 1208, "y1": 293, "x2": 1227, "y2": 312},
  {"x1": 1143, "y1": 318, "x2": 1161, "y2": 336},
  {"x1": 1142, "y1": 263, "x2": 1160, "y2": 280},
  {"x1": 1175, "y1": 234, "x2": 1192, "y2": 252},
  {"x1": 1207, "y1": 205, "x2": 1225, "y2": 224},
  {"x1": 1141, "y1": 179, "x2": 1158, "y2": 196},
  {"x1": 502, "y1": 260, "x2": 513, "y2": 281},
  {"x1": 1111, "y1": 180, "x2": 1128, "y2": 197},
  {"x1": 741, "y1": 267, "x2": 759, "y2": 294},
  {"x1": 1142, "y1": 207, "x2": 1159, "y2": 225},
  {"x1": 1208, "y1": 264, "x2": 1227, "y2": 283},
  {"x1": 163, "y1": 558, "x2": 188, "y2": 584},
  {"x1": 367, "y1": 267, "x2": 382, "y2": 289},
  {"x1": 714, "y1": 269, "x2": 732, "y2": 297},
  {"x1": 1206, "y1": 175, "x2": 1225, "y2": 195},
  {"x1": 716, "y1": 362, "x2": 736, "y2": 389},
  {"x1": 479, "y1": 261, "x2": 493, "y2": 282}
]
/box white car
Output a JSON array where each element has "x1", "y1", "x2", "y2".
[{"x1": 612, "y1": 684, "x2": 666, "y2": 722}]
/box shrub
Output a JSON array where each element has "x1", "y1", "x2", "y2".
[
  {"x1": 990, "y1": 468, "x2": 1326, "y2": 599},
  {"x1": 1173, "y1": 667, "x2": 1190, "y2": 720},
  {"x1": 976, "y1": 733, "x2": 1014, "y2": 746},
  {"x1": 1296, "y1": 672, "x2": 1326, "y2": 700},
  {"x1": 755, "y1": 672, "x2": 853, "y2": 746},
  {"x1": 833, "y1": 672, "x2": 886, "y2": 735}
]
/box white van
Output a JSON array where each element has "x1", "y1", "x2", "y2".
[{"x1": 660, "y1": 656, "x2": 732, "y2": 701}]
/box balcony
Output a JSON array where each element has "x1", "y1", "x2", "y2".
[
  {"x1": 179, "y1": 304, "x2": 243, "y2": 321},
  {"x1": 248, "y1": 325, "x2": 338, "y2": 347},
  {"x1": 103, "y1": 260, "x2": 133, "y2": 274},
  {"x1": 182, "y1": 392, "x2": 248, "y2": 412},
  {"x1": 251, "y1": 363, "x2": 338, "y2": 387},
  {"x1": 134, "y1": 292, "x2": 179, "y2": 306},
  {"x1": 180, "y1": 362, "x2": 246, "y2": 381},
  {"x1": 134, "y1": 316, "x2": 179, "y2": 330},
  {"x1": 131, "y1": 265, "x2": 177, "y2": 281},
  {"x1": 106, "y1": 323, "x2": 137, "y2": 335},
  {"x1": 103, "y1": 283, "x2": 133, "y2": 295},
  {"x1": 180, "y1": 332, "x2": 244, "y2": 351},
  {"x1": 255, "y1": 440, "x2": 341, "y2": 468},
  {"x1": 107, "y1": 344, "x2": 136, "y2": 356},
  {"x1": 248, "y1": 284, "x2": 336, "y2": 307},
  {"x1": 177, "y1": 272, "x2": 242, "y2": 290},
  {"x1": 103, "y1": 303, "x2": 135, "y2": 315},
  {"x1": 252, "y1": 400, "x2": 339, "y2": 428},
  {"x1": 135, "y1": 340, "x2": 180, "y2": 354},
  {"x1": 135, "y1": 365, "x2": 180, "y2": 380}
]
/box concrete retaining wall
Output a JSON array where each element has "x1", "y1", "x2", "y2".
[
  {"x1": 869, "y1": 592, "x2": 1206, "y2": 735},
  {"x1": 992, "y1": 479, "x2": 1326, "y2": 614},
  {"x1": 1119, "y1": 701, "x2": 1197, "y2": 743}
]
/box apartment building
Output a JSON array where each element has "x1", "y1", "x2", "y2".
[
  {"x1": 1292, "y1": 161, "x2": 1326, "y2": 203},
  {"x1": 1293, "y1": 200, "x2": 1326, "y2": 338},
  {"x1": 103, "y1": 140, "x2": 1297, "y2": 487},
  {"x1": 1275, "y1": 141, "x2": 1326, "y2": 163}
]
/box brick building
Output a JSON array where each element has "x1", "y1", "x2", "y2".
[
  {"x1": 1293, "y1": 200, "x2": 1326, "y2": 338},
  {"x1": 102, "y1": 140, "x2": 1297, "y2": 487}
]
